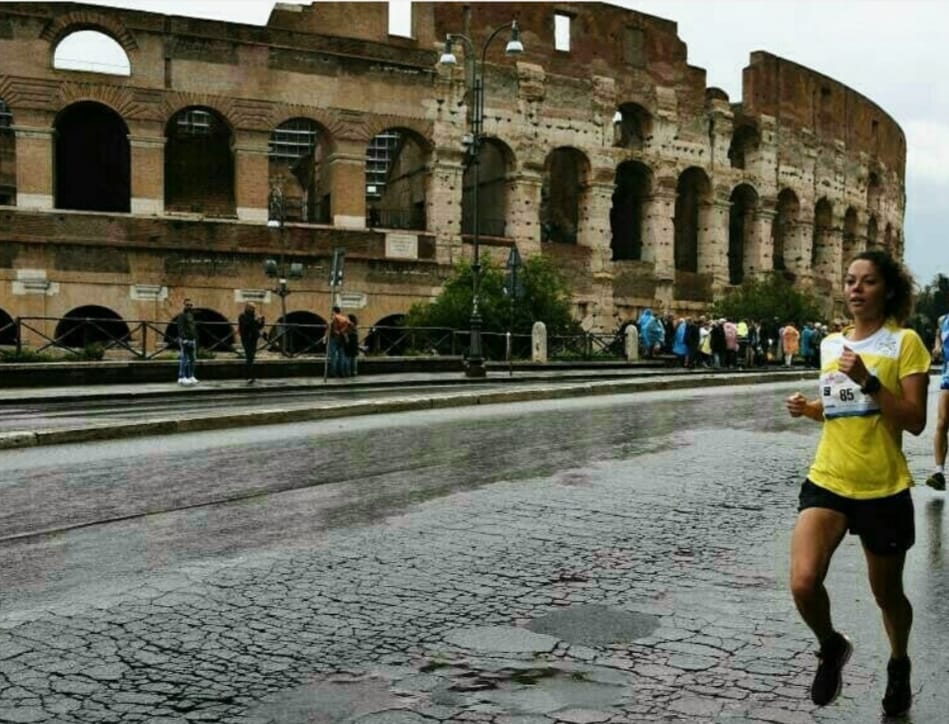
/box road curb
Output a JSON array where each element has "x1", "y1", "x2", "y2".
[{"x1": 2, "y1": 371, "x2": 816, "y2": 450}]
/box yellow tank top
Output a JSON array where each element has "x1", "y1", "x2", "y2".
[{"x1": 807, "y1": 322, "x2": 930, "y2": 499}]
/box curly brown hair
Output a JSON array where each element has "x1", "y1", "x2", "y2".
[{"x1": 847, "y1": 250, "x2": 915, "y2": 324}]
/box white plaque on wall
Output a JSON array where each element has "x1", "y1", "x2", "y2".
[
  {"x1": 385, "y1": 233, "x2": 418, "y2": 260},
  {"x1": 337, "y1": 292, "x2": 367, "y2": 309}
]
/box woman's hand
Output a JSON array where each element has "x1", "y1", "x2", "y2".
[
  {"x1": 838, "y1": 345, "x2": 869, "y2": 386},
  {"x1": 786, "y1": 392, "x2": 808, "y2": 418}
]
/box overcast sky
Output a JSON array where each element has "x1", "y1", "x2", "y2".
[{"x1": 63, "y1": 0, "x2": 948, "y2": 284}]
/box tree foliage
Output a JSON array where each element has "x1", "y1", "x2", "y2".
[
  {"x1": 405, "y1": 255, "x2": 580, "y2": 354},
  {"x1": 710, "y1": 272, "x2": 824, "y2": 324},
  {"x1": 908, "y1": 273, "x2": 949, "y2": 350}
]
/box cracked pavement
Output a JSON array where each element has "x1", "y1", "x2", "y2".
[{"x1": 1, "y1": 383, "x2": 946, "y2": 723}]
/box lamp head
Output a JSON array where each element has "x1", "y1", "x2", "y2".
[
  {"x1": 266, "y1": 219, "x2": 281, "y2": 229},
  {"x1": 505, "y1": 21, "x2": 524, "y2": 56},
  {"x1": 439, "y1": 36, "x2": 457, "y2": 65},
  {"x1": 612, "y1": 110, "x2": 624, "y2": 125}
]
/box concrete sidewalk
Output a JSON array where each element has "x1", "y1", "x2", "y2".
[{"x1": 0, "y1": 367, "x2": 817, "y2": 451}]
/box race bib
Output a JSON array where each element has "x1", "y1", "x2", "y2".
[{"x1": 820, "y1": 370, "x2": 880, "y2": 419}]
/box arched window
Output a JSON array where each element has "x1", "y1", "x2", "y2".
[
  {"x1": 53, "y1": 30, "x2": 131, "y2": 76},
  {"x1": 269, "y1": 118, "x2": 323, "y2": 223},
  {"x1": 0, "y1": 99, "x2": 14, "y2": 206},
  {"x1": 462, "y1": 138, "x2": 512, "y2": 238},
  {"x1": 165, "y1": 108, "x2": 234, "y2": 216},
  {"x1": 269, "y1": 310, "x2": 326, "y2": 356},
  {"x1": 772, "y1": 189, "x2": 799, "y2": 272},
  {"x1": 811, "y1": 198, "x2": 833, "y2": 272},
  {"x1": 55, "y1": 306, "x2": 130, "y2": 349},
  {"x1": 55, "y1": 101, "x2": 130, "y2": 212},
  {"x1": 728, "y1": 125, "x2": 759, "y2": 170},
  {"x1": 674, "y1": 167, "x2": 710, "y2": 273},
  {"x1": 0, "y1": 308, "x2": 17, "y2": 346},
  {"x1": 541, "y1": 147, "x2": 589, "y2": 244},
  {"x1": 364, "y1": 314, "x2": 407, "y2": 355},
  {"x1": 729, "y1": 184, "x2": 758, "y2": 284},
  {"x1": 612, "y1": 103, "x2": 652, "y2": 150},
  {"x1": 365, "y1": 128, "x2": 429, "y2": 231},
  {"x1": 610, "y1": 161, "x2": 651, "y2": 261}
]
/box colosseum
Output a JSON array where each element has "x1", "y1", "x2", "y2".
[{"x1": 0, "y1": 1, "x2": 906, "y2": 353}]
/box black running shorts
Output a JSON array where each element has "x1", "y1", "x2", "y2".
[{"x1": 798, "y1": 479, "x2": 915, "y2": 556}]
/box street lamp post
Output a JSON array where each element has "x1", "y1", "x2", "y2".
[
  {"x1": 265, "y1": 185, "x2": 303, "y2": 356},
  {"x1": 439, "y1": 20, "x2": 523, "y2": 378}
]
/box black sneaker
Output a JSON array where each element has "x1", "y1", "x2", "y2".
[
  {"x1": 926, "y1": 471, "x2": 946, "y2": 491},
  {"x1": 811, "y1": 632, "x2": 853, "y2": 706},
  {"x1": 882, "y1": 656, "x2": 911, "y2": 716}
]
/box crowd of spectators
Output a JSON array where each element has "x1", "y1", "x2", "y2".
[{"x1": 635, "y1": 310, "x2": 841, "y2": 369}]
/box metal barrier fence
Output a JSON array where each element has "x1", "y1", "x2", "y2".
[{"x1": 3, "y1": 316, "x2": 628, "y2": 362}]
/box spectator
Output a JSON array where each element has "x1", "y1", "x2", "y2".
[
  {"x1": 238, "y1": 302, "x2": 265, "y2": 384},
  {"x1": 176, "y1": 298, "x2": 198, "y2": 385}
]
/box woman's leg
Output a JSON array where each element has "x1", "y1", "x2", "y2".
[
  {"x1": 864, "y1": 547, "x2": 912, "y2": 658},
  {"x1": 790, "y1": 507, "x2": 849, "y2": 640}
]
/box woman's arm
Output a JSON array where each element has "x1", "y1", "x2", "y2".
[
  {"x1": 786, "y1": 392, "x2": 824, "y2": 422},
  {"x1": 871, "y1": 372, "x2": 928, "y2": 436},
  {"x1": 839, "y1": 345, "x2": 929, "y2": 436}
]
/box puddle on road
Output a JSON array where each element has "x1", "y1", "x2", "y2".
[{"x1": 250, "y1": 610, "x2": 655, "y2": 722}]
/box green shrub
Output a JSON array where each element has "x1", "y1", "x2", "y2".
[{"x1": 0, "y1": 348, "x2": 57, "y2": 363}]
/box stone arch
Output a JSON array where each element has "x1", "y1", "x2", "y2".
[
  {"x1": 811, "y1": 197, "x2": 834, "y2": 273},
  {"x1": 610, "y1": 160, "x2": 652, "y2": 261},
  {"x1": 772, "y1": 188, "x2": 799, "y2": 272},
  {"x1": 363, "y1": 116, "x2": 433, "y2": 147},
  {"x1": 365, "y1": 313, "x2": 408, "y2": 355},
  {"x1": 164, "y1": 307, "x2": 234, "y2": 352},
  {"x1": 269, "y1": 117, "x2": 331, "y2": 223},
  {"x1": 165, "y1": 106, "x2": 235, "y2": 216},
  {"x1": 728, "y1": 124, "x2": 759, "y2": 170},
  {"x1": 40, "y1": 11, "x2": 138, "y2": 53},
  {"x1": 53, "y1": 29, "x2": 131, "y2": 76},
  {"x1": 0, "y1": 307, "x2": 17, "y2": 346},
  {"x1": 463, "y1": 137, "x2": 515, "y2": 238},
  {"x1": 867, "y1": 214, "x2": 879, "y2": 249},
  {"x1": 540, "y1": 147, "x2": 590, "y2": 244},
  {"x1": 728, "y1": 183, "x2": 758, "y2": 285},
  {"x1": 55, "y1": 101, "x2": 130, "y2": 212},
  {"x1": 55, "y1": 305, "x2": 130, "y2": 348},
  {"x1": 0, "y1": 98, "x2": 14, "y2": 206},
  {"x1": 613, "y1": 102, "x2": 653, "y2": 150},
  {"x1": 273, "y1": 310, "x2": 326, "y2": 355},
  {"x1": 674, "y1": 167, "x2": 711, "y2": 273},
  {"x1": 365, "y1": 127, "x2": 431, "y2": 231}
]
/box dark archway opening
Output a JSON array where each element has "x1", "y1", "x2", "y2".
[
  {"x1": 812, "y1": 198, "x2": 833, "y2": 271},
  {"x1": 55, "y1": 102, "x2": 130, "y2": 212},
  {"x1": 729, "y1": 184, "x2": 757, "y2": 285},
  {"x1": 773, "y1": 189, "x2": 799, "y2": 272},
  {"x1": 463, "y1": 138, "x2": 510, "y2": 238},
  {"x1": 610, "y1": 161, "x2": 651, "y2": 261},
  {"x1": 166, "y1": 108, "x2": 235, "y2": 216},
  {"x1": 364, "y1": 313, "x2": 407, "y2": 355},
  {"x1": 0, "y1": 308, "x2": 17, "y2": 345},
  {"x1": 165, "y1": 308, "x2": 234, "y2": 352},
  {"x1": 55, "y1": 305, "x2": 130, "y2": 348},
  {"x1": 541, "y1": 148, "x2": 588, "y2": 244},
  {"x1": 270, "y1": 311, "x2": 326, "y2": 355},
  {"x1": 365, "y1": 128, "x2": 429, "y2": 231},
  {"x1": 674, "y1": 168, "x2": 709, "y2": 273},
  {"x1": 728, "y1": 125, "x2": 759, "y2": 170}
]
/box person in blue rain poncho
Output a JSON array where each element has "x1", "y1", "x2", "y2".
[{"x1": 638, "y1": 308, "x2": 665, "y2": 357}]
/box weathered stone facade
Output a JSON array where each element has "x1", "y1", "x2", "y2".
[{"x1": 0, "y1": 1, "x2": 906, "y2": 347}]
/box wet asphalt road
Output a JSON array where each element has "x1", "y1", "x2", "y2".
[{"x1": 0, "y1": 381, "x2": 946, "y2": 723}]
